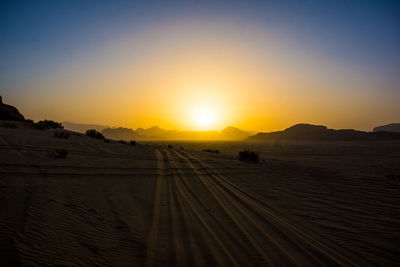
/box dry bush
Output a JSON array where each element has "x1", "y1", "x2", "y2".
[
  {"x1": 86, "y1": 129, "x2": 104, "y2": 139},
  {"x1": 238, "y1": 149, "x2": 259, "y2": 163},
  {"x1": 35, "y1": 120, "x2": 63, "y2": 130},
  {"x1": 203, "y1": 149, "x2": 220, "y2": 154}
]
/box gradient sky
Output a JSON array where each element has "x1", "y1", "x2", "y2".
[{"x1": 1, "y1": 0, "x2": 399, "y2": 131}]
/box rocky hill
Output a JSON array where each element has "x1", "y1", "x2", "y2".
[
  {"x1": 248, "y1": 123, "x2": 400, "y2": 141},
  {"x1": 101, "y1": 126, "x2": 250, "y2": 141},
  {"x1": 373, "y1": 123, "x2": 400, "y2": 133},
  {"x1": 63, "y1": 121, "x2": 109, "y2": 133},
  {"x1": 0, "y1": 96, "x2": 25, "y2": 121}
]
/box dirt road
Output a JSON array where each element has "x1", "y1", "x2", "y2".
[{"x1": 145, "y1": 148, "x2": 364, "y2": 266}]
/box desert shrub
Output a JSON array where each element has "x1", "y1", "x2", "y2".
[
  {"x1": 54, "y1": 130, "x2": 70, "y2": 139},
  {"x1": 118, "y1": 140, "x2": 127, "y2": 144},
  {"x1": 35, "y1": 120, "x2": 63, "y2": 130},
  {"x1": 238, "y1": 149, "x2": 259, "y2": 163},
  {"x1": 25, "y1": 119, "x2": 34, "y2": 124},
  {"x1": 168, "y1": 145, "x2": 173, "y2": 148},
  {"x1": 203, "y1": 149, "x2": 220, "y2": 153},
  {"x1": 180, "y1": 147, "x2": 184, "y2": 150},
  {"x1": 130, "y1": 140, "x2": 136, "y2": 146},
  {"x1": 104, "y1": 138, "x2": 110, "y2": 143},
  {"x1": 55, "y1": 148, "x2": 68, "y2": 158},
  {"x1": 86, "y1": 129, "x2": 104, "y2": 139},
  {"x1": 2, "y1": 122, "x2": 18, "y2": 128}
]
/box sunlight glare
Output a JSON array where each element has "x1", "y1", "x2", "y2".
[{"x1": 192, "y1": 105, "x2": 218, "y2": 129}]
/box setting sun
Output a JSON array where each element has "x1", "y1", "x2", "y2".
[{"x1": 192, "y1": 105, "x2": 219, "y2": 130}]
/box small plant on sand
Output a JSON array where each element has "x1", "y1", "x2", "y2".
[
  {"x1": 55, "y1": 148, "x2": 68, "y2": 158},
  {"x1": 86, "y1": 129, "x2": 104, "y2": 139},
  {"x1": 130, "y1": 140, "x2": 136, "y2": 146},
  {"x1": 203, "y1": 149, "x2": 220, "y2": 154},
  {"x1": 35, "y1": 120, "x2": 63, "y2": 130},
  {"x1": 238, "y1": 149, "x2": 259, "y2": 163},
  {"x1": 54, "y1": 130, "x2": 70, "y2": 139},
  {"x1": 118, "y1": 140, "x2": 127, "y2": 144},
  {"x1": 168, "y1": 145, "x2": 173, "y2": 148}
]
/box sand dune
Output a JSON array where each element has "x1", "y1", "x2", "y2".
[{"x1": 1, "y1": 123, "x2": 399, "y2": 266}]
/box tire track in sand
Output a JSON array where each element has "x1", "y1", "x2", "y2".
[
  {"x1": 146, "y1": 149, "x2": 241, "y2": 267},
  {"x1": 146, "y1": 149, "x2": 173, "y2": 266},
  {"x1": 163, "y1": 149, "x2": 241, "y2": 267},
  {"x1": 172, "y1": 149, "x2": 367, "y2": 266},
  {"x1": 148, "y1": 148, "x2": 365, "y2": 266}
]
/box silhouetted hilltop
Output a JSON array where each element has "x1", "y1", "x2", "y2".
[
  {"x1": 101, "y1": 126, "x2": 250, "y2": 140},
  {"x1": 136, "y1": 126, "x2": 169, "y2": 138},
  {"x1": 0, "y1": 96, "x2": 25, "y2": 121},
  {"x1": 373, "y1": 123, "x2": 400, "y2": 133},
  {"x1": 221, "y1": 126, "x2": 250, "y2": 140},
  {"x1": 248, "y1": 123, "x2": 400, "y2": 141},
  {"x1": 63, "y1": 121, "x2": 109, "y2": 133},
  {"x1": 102, "y1": 127, "x2": 146, "y2": 140}
]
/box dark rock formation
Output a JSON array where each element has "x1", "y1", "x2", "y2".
[
  {"x1": 136, "y1": 126, "x2": 168, "y2": 138},
  {"x1": 373, "y1": 123, "x2": 400, "y2": 133},
  {"x1": 220, "y1": 126, "x2": 250, "y2": 140},
  {"x1": 248, "y1": 123, "x2": 400, "y2": 141},
  {"x1": 63, "y1": 121, "x2": 109, "y2": 133},
  {"x1": 0, "y1": 96, "x2": 25, "y2": 121},
  {"x1": 102, "y1": 127, "x2": 145, "y2": 140}
]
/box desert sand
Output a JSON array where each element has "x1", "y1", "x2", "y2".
[{"x1": 1, "y1": 122, "x2": 400, "y2": 266}]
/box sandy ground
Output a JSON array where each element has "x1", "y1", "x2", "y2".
[{"x1": 1, "y1": 123, "x2": 399, "y2": 266}]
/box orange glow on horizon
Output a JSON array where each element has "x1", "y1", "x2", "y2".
[{"x1": 10, "y1": 18, "x2": 400, "y2": 133}]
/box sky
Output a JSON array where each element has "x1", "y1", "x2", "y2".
[{"x1": 1, "y1": 0, "x2": 399, "y2": 132}]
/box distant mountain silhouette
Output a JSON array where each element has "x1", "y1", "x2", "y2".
[
  {"x1": 136, "y1": 126, "x2": 170, "y2": 138},
  {"x1": 102, "y1": 127, "x2": 146, "y2": 140},
  {"x1": 373, "y1": 123, "x2": 400, "y2": 133},
  {"x1": 221, "y1": 126, "x2": 251, "y2": 140},
  {"x1": 248, "y1": 123, "x2": 400, "y2": 141},
  {"x1": 0, "y1": 96, "x2": 25, "y2": 121},
  {"x1": 101, "y1": 126, "x2": 250, "y2": 140},
  {"x1": 63, "y1": 121, "x2": 109, "y2": 133}
]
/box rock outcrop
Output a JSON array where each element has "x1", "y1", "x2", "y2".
[
  {"x1": 220, "y1": 126, "x2": 250, "y2": 140},
  {"x1": 247, "y1": 123, "x2": 400, "y2": 141},
  {"x1": 0, "y1": 96, "x2": 25, "y2": 121},
  {"x1": 373, "y1": 123, "x2": 400, "y2": 133}
]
